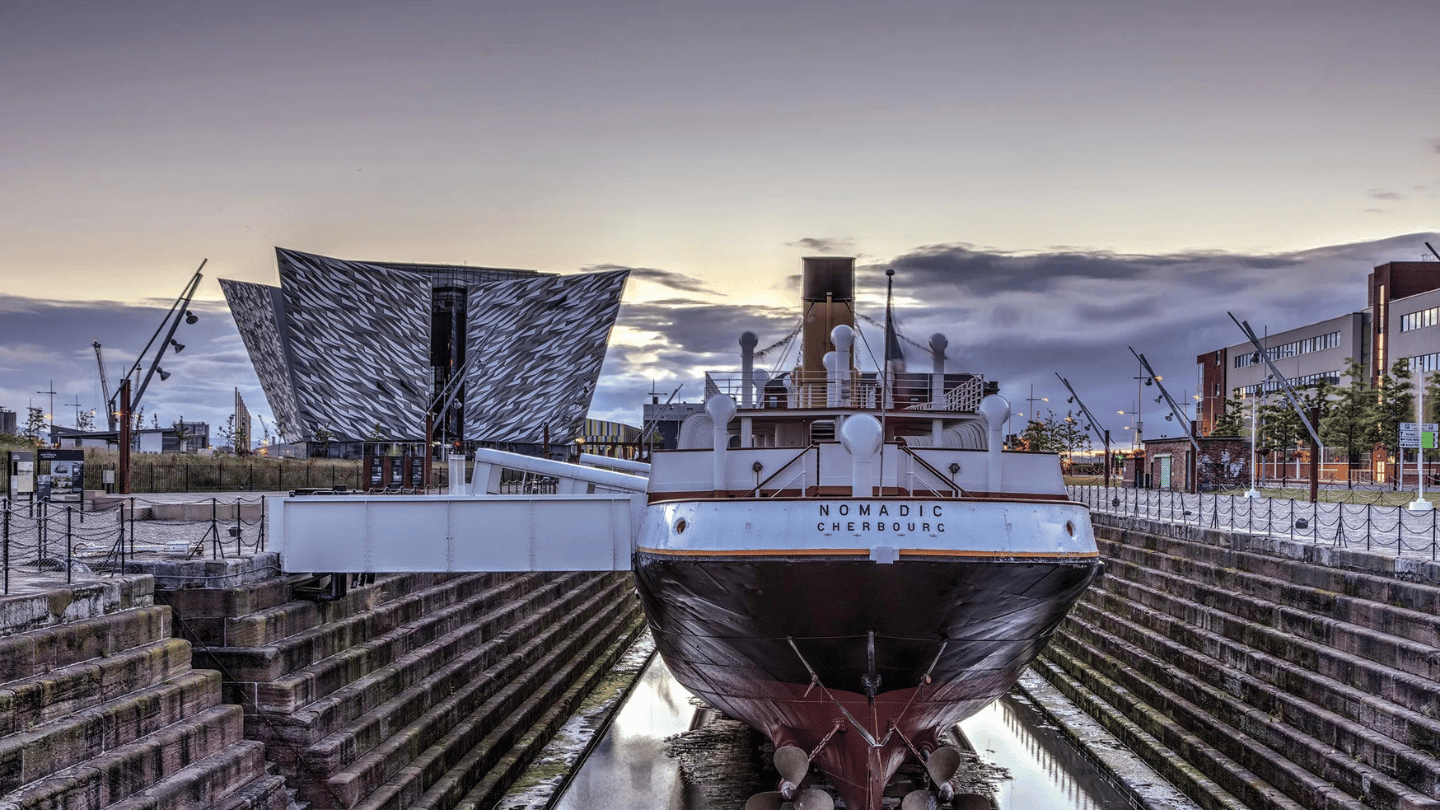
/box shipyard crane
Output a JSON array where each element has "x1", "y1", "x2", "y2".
[{"x1": 93, "y1": 340, "x2": 117, "y2": 431}]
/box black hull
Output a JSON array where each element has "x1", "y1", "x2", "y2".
[{"x1": 632, "y1": 552, "x2": 1101, "y2": 809}]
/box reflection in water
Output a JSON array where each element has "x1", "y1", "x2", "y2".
[
  {"x1": 554, "y1": 654, "x2": 698, "y2": 810},
  {"x1": 958, "y1": 695, "x2": 1140, "y2": 810},
  {"x1": 558, "y1": 657, "x2": 1141, "y2": 810}
]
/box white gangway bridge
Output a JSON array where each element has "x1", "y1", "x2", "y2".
[{"x1": 270, "y1": 449, "x2": 650, "y2": 575}]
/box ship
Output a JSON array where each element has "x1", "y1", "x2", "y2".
[{"x1": 632, "y1": 258, "x2": 1102, "y2": 810}]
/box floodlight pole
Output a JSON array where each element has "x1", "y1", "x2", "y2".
[
  {"x1": 118, "y1": 379, "x2": 131, "y2": 495},
  {"x1": 1054, "y1": 373, "x2": 1112, "y2": 487},
  {"x1": 131, "y1": 267, "x2": 204, "y2": 410}
]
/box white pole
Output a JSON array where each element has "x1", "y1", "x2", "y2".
[
  {"x1": 1245, "y1": 393, "x2": 1261, "y2": 498},
  {"x1": 1411, "y1": 377, "x2": 1432, "y2": 511}
]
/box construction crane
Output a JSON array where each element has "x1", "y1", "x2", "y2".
[{"x1": 93, "y1": 340, "x2": 116, "y2": 431}]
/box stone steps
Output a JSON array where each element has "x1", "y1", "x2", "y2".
[
  {"x1": 251, "y1": 573, "x2": 547, "y2": 716},
  {"x1": 270, "y1": 574, "x2": 587, "y2": 750},
  {"x1": 1100, "y1": 552, "x2": 1440, "y2": 686},
  {"x1": 313, "y1": 576, "x2": 625, "y2": 808},
  {"x1": 443, "y1": 602, "x2": 646, "y2": 810},
  {"x1": 350, "y1": 581, "x2": 644, "y2": 810},
  {"x1": 1036, "y1": 647, "x2": 1309, "y2": 810},
  {"x1": 100, "y1": 741, "x2": 276, "y2": 810},
  {"x1": 1040, "y1": 519, "x2": 1440, "y2": 810},
  {"x1": 1099, "y1": 533, "x2": 1440, "y2": 652},
  {"x1": 1, "y1": 587, "x2": 288, "y2": 810},
  {"x1": 1062, "y1": 603, "x2": 1434, "y2": 810},
  {"x1": 1091, "y1": 567, "x2": 1440, "y2": 761},
  {"x1": 0, "y1": 703, "x2": 247, "y2": 810},
  {"x1": 0, "y1": 670, "x2": 221, "y2": 793},
  {"x1": 0, "y1": 606, "x2": 169, "y2": 685},
  {"x1": 0, "y1": 637, "x2": 194, "y2": 735}
]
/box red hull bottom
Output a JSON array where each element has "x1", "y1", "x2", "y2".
[{"x1": 634, "y1": 554, "x2": 1101, "y2": 809}]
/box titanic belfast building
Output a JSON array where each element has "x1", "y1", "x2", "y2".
[{"x1": 220, "y1": 248, "x2": 627, "y2": 449}]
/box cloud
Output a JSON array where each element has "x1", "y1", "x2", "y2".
[
  {"x1": 582, "y1": 264, "x2": 723, "y2": 296},
  {"x1": 1431, "y1": 137, "x2": 1440, "y2": 155},
  {"x1": 586, "y1": 231, "x2": 1440, "y2": 442},
  {"x1": 788, "y1": 237, "x2": 856, "y2": 254},
  {"x1": 1369, "y1": 189, "x2": 1404, "y2": 201}
]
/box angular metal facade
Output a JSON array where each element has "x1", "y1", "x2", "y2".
[
  {"x1": 222, "y1": 248, "x2": 627, "y2": 445},
  {"x1": 462, "y1": 269, "x2": 629, "y2": 443}
]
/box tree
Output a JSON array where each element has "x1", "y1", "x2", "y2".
[
  {"x1": 1371, "y1": 360, "x2": 1414, "y2": 487},
  {"x1": 24, "y1": 407, "x2": 46, "y2": 444},
  {"x1": 1208, "y1": 398, "x2": 1246, "y2": 437},
  {"x1": 171, "y1": 416, "x2": 194, "y2": 454},
  {"x1": 312, "y1": 425, "x2": 334, "y2": 458},
  {"x1": 76, "y1": 408, "x2": 95, "y2": 432},
  {"x1": 1017, "y1": 409, "x2": 1092, "y2": 460},
  {"x1": 1321, "y1": 360, "x2": 1376, "y2": 486}
]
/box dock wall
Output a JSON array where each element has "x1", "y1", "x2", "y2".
[{"x1": 1040, "y1": 513, "x2": 1440, "y2": 810}]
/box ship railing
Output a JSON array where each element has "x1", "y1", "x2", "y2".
[
  {"x1": 702, "y1": 370, "x2": 984, "y2": 411},
  {"x1": 898, "y1": 445, "x2": 967, "y2": 497},
  {"x1": 903, "y1": 377, "x2": 985, "y2": 413},
  {"x1": 745, "y1": 444, "x2": 817, "y2": 498}
]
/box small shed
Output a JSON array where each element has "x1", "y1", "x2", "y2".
[{"x1": 1140, "y1": 436, "x2": 1253, "y2": 492}]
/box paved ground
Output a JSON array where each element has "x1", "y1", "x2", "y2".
[{"x1": 2, "y1": 492, "x2": 278, "y2": 596}]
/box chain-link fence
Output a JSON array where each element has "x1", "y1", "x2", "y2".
[
  {"x1": 0, "y1": 495, "x2": 269, "y2": 594},
  {"x1": 1069, "y1": 485, "x2": 1440, "y2": 560}
]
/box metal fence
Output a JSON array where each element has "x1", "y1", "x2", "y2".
[
  {"x1": 0, "y1": 496, "x2": 269, "y2": 594},
  {"x1": 1069, "y1": 485, "x2": 1440, "y2": 560}
]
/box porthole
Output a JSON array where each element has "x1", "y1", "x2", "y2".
[
  {"x1": 1065, "y1": 521, "x2": 1075, "y2": 536},
  {"x1": 675, "y1": 518, "x2": 687, "y2": 534}
]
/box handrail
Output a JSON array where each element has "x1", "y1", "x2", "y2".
[
  {"x1": 766, "y1": 469, "x2": 808, "y2": 498},
  {"x1": 898, "y1": 445, "x2": 967, "y2": 497},
  {"x1": 745, "y1": 445, "x2": 817, "y2": 498}
]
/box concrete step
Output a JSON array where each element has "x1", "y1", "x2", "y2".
[
  {"x1": 1096, "y1": 535, "x2": 1440, "y2": 652},
  {"x1": 1099, "y1": 550, "x2": 1440, "y2": 684},
  {"x1": 250, "y1": 573, "x2": 545, "y2": 715},
  {"x1": 100, "y1": 741, "x2": 275, "y2": 810},
  {"x1": 1055, "y1": 609, "x2": 1439, "y2": 809},
  {"x1": 0, "y1": 669, "x2": 221, "y2": 794},
  {"x1": 443, "y1": 603, "x2": 646, "y2": 810},
  {"x1": 0, "y1": 606, "x2": 169, "y2": 685},
  {"x1": 1095, "y1": 530, "x2": 1440, "y2": 631},
  {"x1": 351, "y1": 585, "x2": 643, "y2": 810},
  {"x1": 0, "y1": 704, "x2": 246, "y2": 810},
  {"x1": 1091, "y1": 569, "x2": 1440, "y2": 762},
  {"x1": 0, "y1": 637, "x2": 195, "y2": 736},
  {"x1": 252, "y1": 573, "x2": 557, "y2": 725},
  {"x1": 196, "y1": 574, "x2": 501, "y2": 683},
  {"x1": 318, "y1": 576, "x2": 632, "y2": 809},
  {"x1": 1030, "y1": 655, "x2": 1258, "y2": 810}
]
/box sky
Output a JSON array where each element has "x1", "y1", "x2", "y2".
[{"x1": 2, "y1": 0, "x2": 1437, "y2": 447}]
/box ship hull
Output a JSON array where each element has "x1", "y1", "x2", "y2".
[{"x1": 633, "y1": 545, "x2": 1101, "y2": 809}]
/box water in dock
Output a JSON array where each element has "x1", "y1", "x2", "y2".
[{"x1": 556, "y1": 655, "x2": 1145, "y2": 809}]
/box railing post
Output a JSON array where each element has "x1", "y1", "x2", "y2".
[
  {"x1": 3, "y1": 502, "x2": 9, "y2": 595},
  {"x1": 211, "y1": 498, "x2": 219, "y2": 558},
  {"x1": 236, "y1": 500, "x2": 242, "y2": 557},
  {"x1": 66, "y1": 507, "x2": 73, "y2": 585},
  {"x1": 1366, "y1": 503, "x2": 1372, "y2": 551}
]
